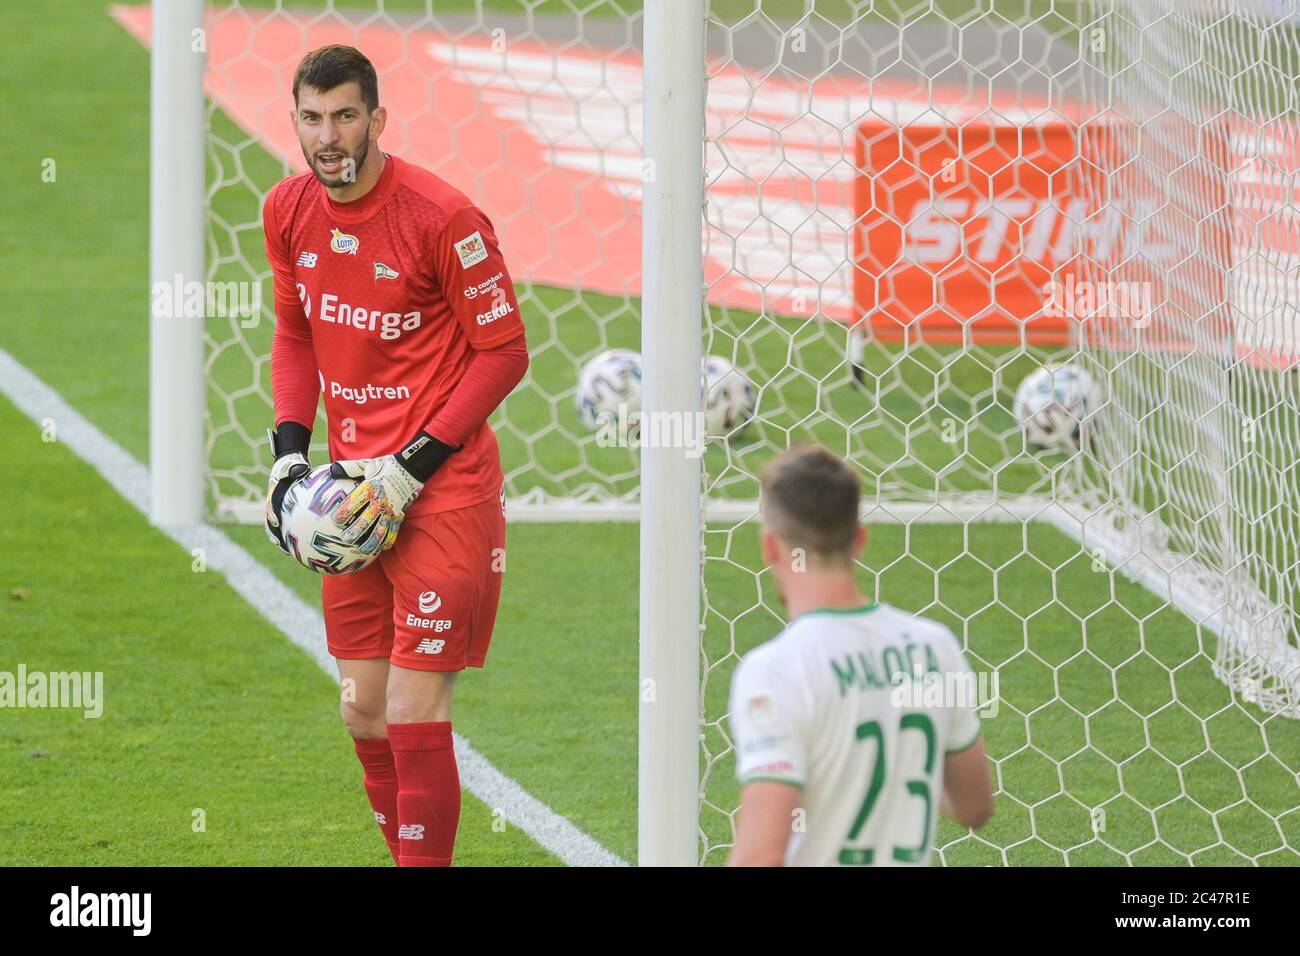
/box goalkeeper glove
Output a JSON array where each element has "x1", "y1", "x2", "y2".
[
  {"x1": 265, "y1": 422, "x2": 312, "y2": 554},
  {"x1": 328, "y1": 431, "x2": 461, "y2": 556}
]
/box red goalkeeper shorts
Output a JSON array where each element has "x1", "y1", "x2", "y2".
[{"x1": 321, "y1": 488, "x2": 506, "y2": 672}]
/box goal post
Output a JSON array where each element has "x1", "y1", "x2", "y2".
[
  {"x1": 148, "y1": 0, "x2": 206, "y2": 528},
  {"x1": 638, "y1": 0, "x2": 705, "y2": 868}
]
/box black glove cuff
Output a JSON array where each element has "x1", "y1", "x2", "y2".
[
  {"x1": 271, "y1": 421, "x2": 312, "y2": 460},
  {"x1": 396, "y1": 430, "x2": 463, "y2": 483}
]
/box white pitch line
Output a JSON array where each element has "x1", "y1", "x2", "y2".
[{"x1": 0, "y1": 346, "x2": 627, "y2": 868}]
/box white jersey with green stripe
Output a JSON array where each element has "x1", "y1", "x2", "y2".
[{"x1": 728, "y1": 601, "x2": 983, "y2": 867}]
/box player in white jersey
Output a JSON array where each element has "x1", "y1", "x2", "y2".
[{"x1": 728, "y1": 446, "x2": 994, "y2": 866}]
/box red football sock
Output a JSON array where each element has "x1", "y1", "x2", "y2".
[
  {"x1": 388, "y1": 721, "x2": 460, "y2": 867},
  {"x1": 353, "y1": 736, "x2": 401, "y2": 864}
]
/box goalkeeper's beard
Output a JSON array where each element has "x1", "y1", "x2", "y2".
[{"x1": 307, "y1": 137, "x2": 371, "y2": 189}]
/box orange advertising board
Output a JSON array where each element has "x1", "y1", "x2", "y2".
[
  {"x1": 852, "y1": 115, "x2": 1232, "y2": 349},
  {"x1": 854, "y1": 117, "x2": 1088, "y2": 345}
]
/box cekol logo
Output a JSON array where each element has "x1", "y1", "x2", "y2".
[
  {"x1": 476, "y1": 300, "x2": 514, "y2": 326},
  {"x1": 330, "y1": 228, "x2": 360, "y2": 255}
]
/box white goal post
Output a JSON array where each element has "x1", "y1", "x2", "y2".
[
  {"x1": 148, "y1": 0, "x2": 206, "y2": 527},
  {"x1": 638, "y1": 0, "x2": 705, "y2": 867}
]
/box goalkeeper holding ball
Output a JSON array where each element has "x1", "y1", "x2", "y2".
[{"x1": 262, "y1": 45, "x2": 529, "y2": 866}]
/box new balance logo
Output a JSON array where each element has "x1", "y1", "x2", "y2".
[
  {"x1": 415, "y1": 639, "x2": 447, "y2": 655},
  {"x1": 374, "y1": 811, "x2": 387, "y2": 825},
  {"x1": 297, "y1": 252, "x2": 318, "y2": 268},
  {"x1": 398, "y1": 824, "x2": 425, "y2": 840}
]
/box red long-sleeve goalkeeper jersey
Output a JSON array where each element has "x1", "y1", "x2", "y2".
[{"x1": 263, "y1": 153, "x2": 526, "y2": 517}]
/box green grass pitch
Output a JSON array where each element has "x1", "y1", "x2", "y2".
[{"x1": 2, "y1": 0, "x2": 1296, "y2": 866}]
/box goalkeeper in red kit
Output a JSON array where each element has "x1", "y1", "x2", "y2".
[{"x1": 260, "y1": 45, "x2": 529, "y2": 866}]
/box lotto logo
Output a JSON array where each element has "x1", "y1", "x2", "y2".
[
  {"x1": 296, "y1": 251, "x2": 318, "y2": 268},
  {"x1": 415, "y1": 639, "x2": 447, "y2": 655},
  {"x1": 398, "y1": 824, "x2": 425, "y2": 840},
  {"x1": 330, "y1": 227, "x2": 360, "y2": 255}
]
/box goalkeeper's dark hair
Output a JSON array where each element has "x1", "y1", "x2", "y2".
[
  {"x1": 760, "y1": 445, "x2": 861, "y2": 565},
  {"x1": 293, "y1": 45, "x2": 379, "y2": 113}
]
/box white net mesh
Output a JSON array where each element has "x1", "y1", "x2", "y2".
[
  {"x1": 1074, "y1": 0, "x2": 1300, "y2": 719},
  {"x1": 184, "y1": 1, "x2": 654, "y2": 519},
  {"x1": 187, "y1": 0, "x2": 1300, "y2": 865},
  {"x1": 697, "y1": 0, "x2": 1300, "y2": 864}
]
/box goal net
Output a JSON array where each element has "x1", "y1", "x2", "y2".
[
  {"x1": 696, "y1": 0, "x2": 1300, "y2": 864},
  {"x1": 144, "y1": 0, "x2": 1300, "y2": 864},
  {"x1": 1072, "y1": 0, "x2": 1300, "y2": 727}
]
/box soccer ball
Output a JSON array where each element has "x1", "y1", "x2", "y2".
[
  {"x1": 702, "y1": 355, "x2": 757, "y2": 437},
  {"x1": 278, "y1": 464, "x2": 382, "y2": 575},
  {"x1": 576, "y1": 348, "x2": 642, "y2": 435},
  {"x1": 1013, "y1": 362, "x2": 1103, "y2": 451},
  {"x1": 575, "y1": 349, "x2": 757, "y2": 442}
]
